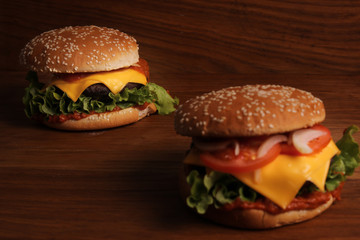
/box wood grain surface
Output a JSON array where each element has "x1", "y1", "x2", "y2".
[{"x1": 1, "y1": 0, "x2": 360, "y2": 239}]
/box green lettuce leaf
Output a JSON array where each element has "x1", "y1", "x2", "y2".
[
  {"x1": 186, "y1": 170, "x2": 213, "y2": 214},
  {"x1": 186, "y1": 169, "x2": 258, "y2": 214},
  {"x1": 23, "y1": 71, "x2": 178, "y2": 119},
  {"x1": 325, "y1": 125, "x2": 360, "y2": 191},
  {"x1": 147, "y1": 83, "x2": 179, "y2": 115}
]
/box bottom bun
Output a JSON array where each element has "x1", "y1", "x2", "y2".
[
  {"x1": 202, "y1": 197, "x2": 333, "y2": 229},
  {"x1": 44, "y1": 103, "x2": 157, "y2": 131},
  {"x1": 179, "y1": 165, "x2": 334, "y2": 229}
]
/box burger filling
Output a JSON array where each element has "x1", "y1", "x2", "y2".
[
  {"x1": 23, "y1": 59, "x2": 179, "y2": 122},
  {"x1": 184, "y1": 125, "x2": 360, "y2": 214},
  {"x1": 83, "y1": 82, "x2": 142, "y2": 101}
]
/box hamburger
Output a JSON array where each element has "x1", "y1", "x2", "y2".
[
  {"x1": 20, "y1": 25, "x2": 178, "y2": 130},
  {"x1": 175, "y1": 85, "x2": 359, "y2": 229}
]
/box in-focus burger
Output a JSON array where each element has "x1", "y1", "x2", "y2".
[
  {"x1": 175, "y1": 85, "x2": 359, "y2": 229},
  {"x1": 20, "y1": 25, "x2": 178, "y2": 130}
]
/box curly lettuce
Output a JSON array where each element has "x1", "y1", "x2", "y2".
[
  {"x1": 186, "y1": 170, "x2": 258, "y2": 214},
  {"x1": 186, "y1": 125, "x2": 360, "y2": 214},
  {"x1": 23, "y1": 71, "x2": 179, "y2": 119},
  {"x1": 325, "y1": 125, "x2": 360, "y2": 191}
]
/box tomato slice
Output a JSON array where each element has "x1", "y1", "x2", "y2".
[
  {"x1": 200, "y1": 143, "x2": 281, "y2": 174},
  {"x1": 131, "y1": 58, "x2": 149, "y2": 79},
  {"x1": 198, "y1": 125, "x2": 332, "y2": 174},
  {"x1": 280, "y1": 143, "x2": 302, "y2": 155},
  {"x1": 281, "y1": 125, "x2": 331, "y2": 156}
]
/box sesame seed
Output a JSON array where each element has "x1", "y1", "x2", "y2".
[
  {"x1": 20, "y1": 25, "x2": 138, "y2": 73},
  {"x1": 175, "y1": 84, "x2": 324, "y2": 136}
]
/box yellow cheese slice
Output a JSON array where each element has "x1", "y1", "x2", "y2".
[
  {"x1": 183, "y1": 140, "x2": 339, "y2": 209},
  {"x1": 50, "y1": 68, "x2": 147, "y2": 102}
]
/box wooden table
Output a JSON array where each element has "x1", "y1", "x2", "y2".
[{"x1": 1, "y1": 1, "x2": 359, "y2": 239}]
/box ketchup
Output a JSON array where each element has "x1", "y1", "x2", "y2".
[
  {"x1": 36, "y1": 102, "x2": 151, "y2": 124},
  {"x1": 47, "y1": 110, "x2": 98, "y2": 123},
  {"x1": 134, "y1": 102, "x2": 151, "y2": 111}
]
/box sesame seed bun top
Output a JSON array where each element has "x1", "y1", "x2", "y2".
[
  {"x1": 20, "y1": 25, "x2": 139, "y2": 73},
  {"x1": 174, "y1": 85, "x2": 325, "y2": 137}
]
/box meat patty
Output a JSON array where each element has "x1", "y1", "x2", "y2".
[{"x1": 83, "y1": 82, "x2": 143, "y2": 101}]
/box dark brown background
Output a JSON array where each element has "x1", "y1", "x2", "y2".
[{"x1": 1, "y1": 0, "x2": 359, "y2": 239}]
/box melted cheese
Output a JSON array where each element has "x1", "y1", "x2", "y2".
[
  {"x1": 183, "y1": 140, "x2": 339, "y2": 209},
  {"x1": 50, "y1": 69, "x2": 147, "y2": 102}
]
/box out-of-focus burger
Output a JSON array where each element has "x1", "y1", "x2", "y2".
[
  {"x1": 175, "y1": 85, "x2": 359, "y2": 229},
  {"x1": 20, "y1": 25, "x2": 178, "y2": 130}
]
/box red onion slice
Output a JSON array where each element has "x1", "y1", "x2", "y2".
[
  {"x1": 193, "y1": 139, "x2": 242, "y2": 156},
  {"x1": 193, "y1": 139, "x2": 234, "y2": 152},
  {"x1": 234, "y1": 141, "x2": 240, "y2": 156},
  {"x1": 257, "y1": 135, "x2": 288, "y2": 158},
  {"x1": 291, "y1": 128, "x2": 327, "y2": 154}
]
